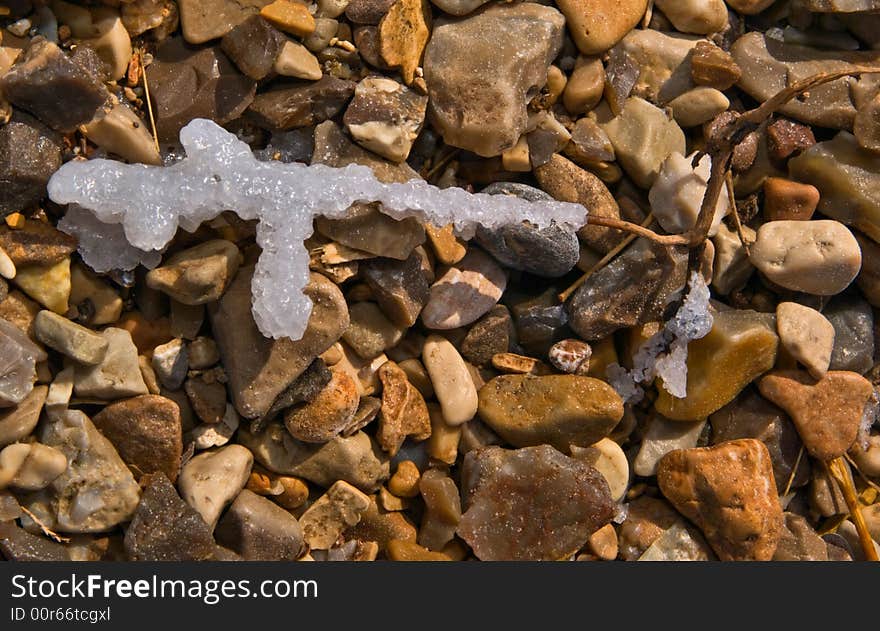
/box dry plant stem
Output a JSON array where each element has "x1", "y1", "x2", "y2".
[
  {"x1": 19, "y1": 505, "x2": 71, "y2": 544},
  {"x1": 725, "y1": 171, "x2": 751, "y2": 255},
  {"x1": 558, "y1": 213, "x2": 657, "y2": 303},
  {"x1": 582, "y1": 215, "x2": 687, "y2": 245},
  {"x1": 827, "y1": 457, "x2": 879, "y2": 561},
  {"x1": 139, "y1": 48, "x2": 161, "y2": 155},
  {"x1": 782, "y1": 445, "x2": 805, "y2": 498}
]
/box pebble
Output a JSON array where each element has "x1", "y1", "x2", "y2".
[
  {"x1": 361, "y1": 253, "x2": 429, "y2": 328},
  {"x1": 655, "y1": 0, "x2": 727, "y2": 35},
  {"x1": 763, "y1": 177, "x2": 819, "y2": 222},
  {"x1": 475, "y1": 182, "x2": 580, "y2": 278},
  {"x1": 151, "y1": 338, "x2": 188, "y2": 391},
  {"x1": 299, "y1": 480, "x2": 370, "y2": 550},
  {"x1": 776, "y1": 302, "x2": 835, "y2": 379},
  {"x1": 459, "y1": 445, "x2": 614, "y2": 560},
  {"x1": 824, "y1": 294, "x2": 875, "y2": 375},
  {"x1": 346, "y1": 495, "x2": 417, "y2": 552},
  {"x1": 731, "y1": 33, "x2": 880, "y2": 130},
  {"x1": 34, "y1": 311, "x2": 109, "y2": 368},
  {"x1": 188, "y1": 337, "x2": 220, "y2": 370},
  {"x1": 421, "y1": 249, "x2": 506, "y2": 330},
  {"x1": 658, "y1": 439, "x2": 783, "y2": 561},
  {"x1": 273, "y1": 40, "x2": 322, "y2": 80},
  {"x1": 286, "y1": 369, "x2": 359, "y2": 443},
  {"x1": 0, "y1": 39, "x2": 109, "y2": 134},
  {"x1": 0, "y1": 385, "x2": 46, "y2": 447},
  {"x1": 690, "y1": 40, "x2": 742, "y2": 91},
  {"x1": 422, "y1": 335, "x2": 478, "y2": 426},
  {"x1": 221, "y1": 14, "x2": 285, "y2": 81},
  {"x1": 377, "y1": 360, "x2": 431, "y2": 455},
  {"x1": 73, "y1": 327, "x2": 149, "y2": 400},
  {"x1": 548, "y1": 339, "x2": 592, "y2": 375},
  {"x1": 649, "y1": 151, "x2": 730, "y2": 236},
  {"x1": 618, "y1": 496, "x2": 712, "y2": 561},
  {"x1": 149, "y1": 39, "x2": 255, "y2": 142},
  {"x1": 78, "y1": 8, "x2": 133, "y2": 81},
  {"x1": 14, "y1": 258, "x2": 71, "y2": 315},
  {"x1": 343, "y1": 76, "x2": 427, "y2": 163},
  {"x1": 190, "y1": 404, "x2": 239, "y2": 449},
  {"x1": 260, "y1": 0, "x2": 315, "y2": 37},
  {"x1": 477, "y1": 374, "x2": 623, "y2": 452},
  {"x1": 655, "y1": 309, "x2": 779, "y2": 421},
  {"x1": 766, "y1": 119, "x2": 816, "y2": 163},
  {"x1": 185, "y1": 376, "x2": 227, "y2": 424},
  {"x1": 601, "y1": 97, "x2": 686, "y2": 189},
  {"x1": 344, "y1": 302, "x2": 405, "y2": 360},
  {"x1": 23, "y1": 410, "x2": 141, "y2": 533},
  {"x1": 0, "y1": 521, "x2": 70, "y2": 561},
  {"x1": 0, "y1": 442, "x2": 66, "y2": 491},
  {"x1": 758, "y1": 370, "x2": 873, "y2": 461},
  {"x1": 121, "y1": 0, "x2": 179, "y2": 38},
  {"x1": 557, "y1": 0, "x2": 647, "y2": 55},
  {"x1": 377, "y1": 0, "x2": 430, "y2": 85},
  {"x1": 789, "y1": 132, "x2": 880, "y2": 243},
  {"x1": 123, "y1": 472, "x2": 215, "y2": 561},
  {"x1": 613, "y1": 29, "x2": 700, "y2": 103},
  {"x1": 855, "y1": 92, "x2": 880, "y2": 153},
  {"x1": 460, "y1": 305, "x2": 513, "y2": 367},
  {"x1": 248, "y1": 75, "x2": 356, "y2": 131},
  {"x1": 388, "y1": 459, "x2": 420, "y2": 498},
  {"x1": 146, "y1": 240, "x2": 240, "y2": 306},
  {"x1": 711, "y1": 221, "x2": 755, "y2": 295},
  {"x1": 426, "y1": 404, "x2": 460, "y2": 465},
  {"x1": 750, "y1": 220, "x2": 862, "y2": 296},
  {"x1": 567, "y1": 239, "x2": 688, "y2": 341},
  {"x1": 667, "y1": 87, "x2": 730, "y2": 128},
  {"x1": 773, "y1": 512, "x2": 829, "y2": 561},
  {"x1": 239, "y1": 425, "x2": 389, "y2": 492},
  {"x1": 417, "y1": 469, "x2": 461, "y2": 551},
  {"x1": 726, "y1": 0, "x2": 775, "y2": 12},
  {"x1": 849, "y1": 432, "x2": 880, "y2": 477},
  {"x1": 386, "y1": 539, "x2": 451, "y2": 561},
  {"x1": 423, "y1": 3, "x2": 565, "y2": 156},
  {"x1": 0, "y1": 114, "x2": 63, "y2": 217},
  {"x1": 178, "y1": 444, "x2": 253, "y2": 530},
  {"x1": 92, "y1": 395, "x2": 183, "y2": 483},
  {"x1": 176, "y1": 0, "x2": 270, "y2": 43},
  {"x1": 534, "y1": 154, "x2": 621, "y2": 254},
  {"x1": 215, "y1": 489, "x2": 304, "y2": 560},
  {"x1": 209, "y1": 267, "x2": 348, "y2": 419},
  {"x1": 634, "y1": 416, "x2": 706, "y2": 477},
  {"x1": 572, "y1": 438, "x2": 629, "y2": 501},
  {"x1": 562, "y1": 56, "x2": 605, "y2": 115}
]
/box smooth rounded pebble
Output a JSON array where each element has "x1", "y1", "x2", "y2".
[
  {"x1": 776, "y1": 302, "x2": 835, "y2": 379},
  {"x1": 422, "y1": 335, "x2": 478, "y2": 426},
  {"x1": 421, "y1": 249, "x2": 507, "y2": 330}
]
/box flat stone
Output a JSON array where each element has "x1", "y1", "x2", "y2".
[
  {"x1": 148, "y1": 38, "x2": 256, "y2": 142},
  {"x1": 248, "y1": 76, "x2": 356, "y2": 131},
  {"x1": 221, "y1": 14, "x2": 286, "y2": 80},
  {"x1": 21, "y1": 410, "x2": 141, "y2": 533},
  {"x1": 711, "y1": 221, "x2": 755, "y2": 295},
  {"x1": 285, "y1": 369, "x2": 359, "y2": 443},
  {"x1": 709, "y1": 389, "x2": 809, "y2": 493},
  {"x1": 618, "y1": 495, "x2": 712, "y2": 561},
  {"x1": 731, "y1": 32, "x2": 880, "y2": 130},
  {"x1": 690, "y1": 40, "x2": 741, "y2": 91},
  {"x1": 423, "y1": 3, "x2": 565, "y2": 157},
  {"x1": 261, "y1": 0, "x2": 317, "y2": 37},
  {"x1": 417, "y1": 468, "x2": 461, "y2": 550},
  {"x1": 772, "y1": 512, "x2": 828, "y2": 561},
  {"x1": 298, "y1": 480, "x2": 370, "y2": 550},
  {"x1": 178, "y1": 0, "x2": 271, "y2": 44},
  {"x1": 0, "y1": 113, "x2": 62, "y2": 217},
  {"x1": 0, "y1": 385, "x2": 46, "y2": 447},
  {"x1": 767, "y1": 119, "x2": 816, "y2": 162},
  {"x1": 600, "y1": 97, "x2": 686, "y2": 189},
  {"x1": 215, "y1": 489, "x2": 304, "y2": 559},
  {"x1": 13, "y1": 258, "x2": 71, "y2": 315},
  {"x1": 655, "y1": 309, "x2": 779, "y2": 421},
  {"x1": 567, "y1": 239, "x2": 688, "y2": 341},
  {"x1": 557, "y1": 0, "x2": 648, "y2": 55},
  {"x1": 776, "y1": 302, "x2": 835, "y2": 379},
  {"x1": 124, "y1": 472, "x2": 215, "y2": 561},
  {"x1": 758, "y1": 370, "x2": 872, "y2": 461},
  {"x1": 533, "y1": 154, "x2": 621, "y2": 254},
  {"x1": 316, "y1": 204, "x2": 425, "y2": 261},
  {"x1": 855, "y1": 92, "x2": 880, "y2": 153},
  {"x1": 343, "y1": 301, "x2": 405, "y2": 359},
  {"x1": 273, "y1": 40, "x2": 322, "y2": 80},
  {"x1": 360, "y1": 252, "x2": 429, "y2": 328},
  {"x1": 208, "y1": 267, "x2": 348, "y2": 419},
  {"x1": 238, "y1": 425, "x2": 389, "y2": 492},
  {"x1": 178, "y1": 444, "x2": 253, "y2": 529},
  {"x1": 655, "y1": 0, "x2": 727, "y2": 35},
  {"x1": 146, "y1": 240, "x2": 240, "y2": 306},
  {"x1": 343, "y1": 76, "x2": 427, "y2": 163},
  {"x1": 789, "y1": 133, "x2": 880, "y2": 243},
  {"x1": 34, "y1": 310, "x2": 107, "y2": 366},
  {"x1": 763, "y1": 177, "x2": 819, "y2": 222},
  {"x1": 422, "y1": 249, "x2": 506, "y2": 330},
  {"x1": 0, "y1": 221, "x2": 76, "y2": 268},
  {"x1": 0, "y1": 521, "x2": 69, "y2": 561},
  {"x1": 613, "y1": 29, "x2": 701, "y2": 104},
  {"x1": 458, "y1": 445, "x2": 615, "y2": 560},
  {"x1": 73, "y1": 327, "x2": 148, "y2": 400},
  {"x1": 750, "y1": 220, "x2": 862, "y2": 296},
  {"x1": 377, "y1": 360, "x2": 431, "y2": 455},
  {"x1": 0, "y1": 39, "x2": 108, "y2": 134},
  {"x1": 633, "y1": 416, "x2": 706, "y2": 477},
  {"x1": 824, "y1": 294, "x2": 875, "y2": 375},
  {"x1": 0, "y1": 316, "x2": 44, "y2": 408},
  {"x1": 423, "y1": 335, "x2": 478, "y2": 427},
  {"x1": 657, "y1": 438, "x2": 783, "y2": 561},
  {"x1": 478, "y1": 374, "x2": 623, "y2": 452},
  {"x1": 92, "y1": 395, "x2": 183, "y2": 483},
  {"x1": 377, "y1": 0, "x2": 431, "y2": 85},
  {"x1": 460, "y1": 305, "x2": 512, "y2": 367}
]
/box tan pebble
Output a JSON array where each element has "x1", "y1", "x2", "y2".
[
  {"x1": 377, "y1": 361, "x2": 431, "y2": 455},
  {"x1": 690, "y1": 40, "x2": 741, "y2": 91},
  {"x1": 422, "y1": 335, "x2": 478, "y2": 426},
  {"x1": 299, "y1": 480, "x2": 370, "y2": 550},
  {"x1": 138, "y1": 355, "x2": 161, "y2": 395},
  {"x1": 378, "y1": 486, "x2": 409, "y2": 511},
  {"x1": 668, "y1": 87, "x2": 729, "y2": 127},
  {"x1": 0, "y1": 245, "x2": 15, "y2": 279},
  {"x1": 655, "y1": 0, "x2": 727, "y2": 34},
  {"x1": 588, "y1": 523, "x2": 618, "y2": 560},
  {"x1": 178, "y1": 444, "x2": 253, "y2": 529},
  {"x1": 849, "y1": 432, "x2": 880, "y2": 478},
  {"x1": 563, "y1": 56, "x2": 605, "y2": 115},
  {"x1": 388, "y1": 459, "x2": 420, "y2": 498},
  {"x1": 763, "y1": 177, "x2": 819, "y2": 222},
  {"x1": 775, "y1": 302, "x2": 835, "y2": 379},
  {"x1": 758, "y1": 370, "x2": 872, "y2": 461},
  {"x1": 0, "y1": 443, "x2": 31, "y2": 488},
  {"x1": 634, "y1": 417, "x2": 705, "y2": 477},
  {"x1": 261, "y1": 0, "x2": 316, "y2": 37},
  {"x1": 377, "y1": 0, "x2": 429, "y2": 85},
  {"x1": 13, "y1": 258, "x2": 71, "y2": 314},
  {"x1": 45, "y1": 368, "x2": 73, "y2": 421},
  {"x1": 418, "y1": 468, "x2": 461, "y2": 551},
  {"x1": 387, "y1": 539, "x2": 452, "y2": 561},
  {"x1": 725, "y1": 0, "x2": 775, "y2": 14},
  {"x1": 10, "y1": 443, "x2": 67, "y2": 491},
  {"x1": 397, "y1": 358, "x2": 433, "y2": 399},
  {"x1": 557, "y1": 0, "x2": 648, "y2": 54},
  {"x1": 421, "y1": 249, "x2": 506, "y2": 330},
  {"x1": 426, "y1": 402, "x2": 460, "y2": 465},
  {"x1": 273, "y1": 40, "x2": 322, "y2": 80},
  {"x1": 490, "y1": 352, "x2": 551, "y2": 375},
  {"x1": 501, "y1": 136, "x2": 531, "y2": 172},
  {"x1": 572, "y1": 437, "x2": 629, "y2": 501},
  {"x1": 545, "y1": 65, "x2": 567, "y2": 105},
  {"x1": 424, "y1": 224, "x2": 466, "y2": 266}
]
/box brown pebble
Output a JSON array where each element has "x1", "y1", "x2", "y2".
[
  {"x1": 388, "y1": 459, "x2": 421, "y2": 498},
  {"x1": 766, "y1": 118, "x2": 816, "y2": 162},
  {"x1": 763, "y1": 177, "x2": 819, "y2": 221},
  {"x1": 377, "y1": 361, "x2": 431, "y2": 455},
  {"x1": 587, "y1": 523, "x2": 618, "y2": 561},
  {"x1": 690, "y1": 40, "x2": 741, "y2": 91}
]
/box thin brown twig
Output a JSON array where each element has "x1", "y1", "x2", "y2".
[
  {"x1": 422, "y1": 146, "x2": 459, "y2": 181},
  {"x1": 19, "y1": 506, "x2": 71, "y2": 544},
  {"x1": 782, "y1": 445, "x2": 805, "y2": 498},
  {"x1": 827, "y1": 457, "x2": 879, "y2": 561},
  {"x1": 582, "y1": 215, "x2": 688, "y2": 246},
  {"x1": 725, "y1": 171, "x2": 751, "y2": 256}
]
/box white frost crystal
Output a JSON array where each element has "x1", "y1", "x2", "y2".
[
  {"x1": 58, "y1": 206, "x2": 163, "y2": 273},
  {"x1": 607, "y1": 271, "x2": 713, "y2": 402},
  {"x1": 48, "y1": 119, "x2": 586, "y2": 340}
]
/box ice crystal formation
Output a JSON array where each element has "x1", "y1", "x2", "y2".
[
  {"x1": 607, "y1": 271, "x2": 714, "y2": 402},
  {"x1": 48, "y1": 118, "x2": 587, "y2": 340}
]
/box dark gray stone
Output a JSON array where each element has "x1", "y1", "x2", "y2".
[
  {"x1": 824, "y1": 294, "x2": 874, "y2": 374},
  {"x1": 0, "y1": 112, "x2": 62, "y2": 216}
]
